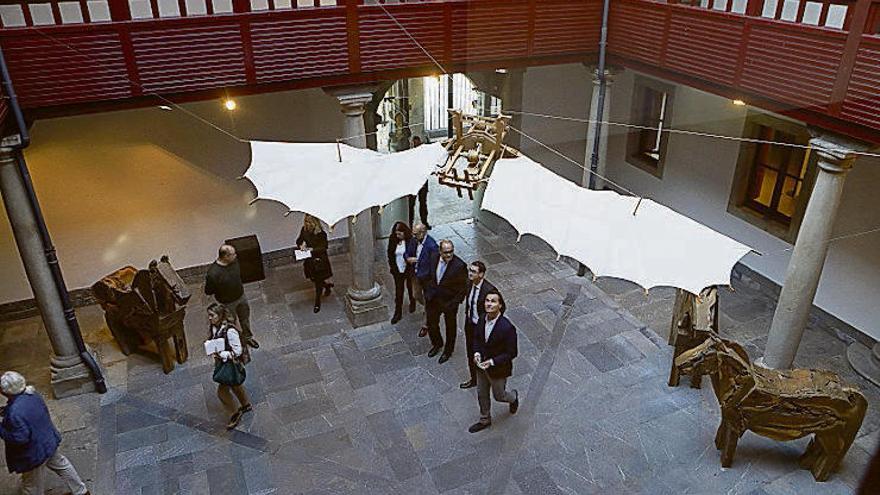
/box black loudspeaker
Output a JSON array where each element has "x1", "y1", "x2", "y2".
[{"x1": 225, "y1": 235, "x2": 265, "y2": 284}]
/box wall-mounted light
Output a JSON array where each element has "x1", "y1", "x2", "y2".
[
  {"x1": 158, "y1": 105, "x2": 172, "y2": 111},
  {"x1": 732, "y1": 99, "x2": 746, "y2": 106},
  {"x1": 495, "y1": 68, "x2": 508, "y2": 74},
  {"x1": 224, "y1": 99, "x2": 237, "y2": 111}
]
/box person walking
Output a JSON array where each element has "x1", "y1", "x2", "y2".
[
  {"x1": 460, "y1": 261, "x2": 496, "y2": 389},
  {"x1": 407, "y1": 223, "x2": 438, "y2": 337},
  {"x1": 297, "y1": 214, "x2": 334, "y2": 313},
  {"x1": 408, "y1": 136, "x2": 430, "y2": 229},
  {"x1": 387, "y1": 221, "x2": 417, "y2": 324},
  {"x1": 0, "y1": 371, "x2": 90, "y2": 495},
  {"x1": 423, "y1": 239, "x2": 468, "y2": 363},
  {"x1": 469, "y1": 289, "x2": 519, "y2": 433},
  {"x1": 206, "y1": 303, "x2": 252, "y2": 430},
  {"x1": 205, "y1": 244, "x2": 259, "y2": 349}
]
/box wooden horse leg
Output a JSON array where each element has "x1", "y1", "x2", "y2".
[
  {"x1": 807, "y1": 431, "x2": 843, "y2": 482},
  {"x1": 799, "y1": 436, "x2": 822, "y2": 472},
  {"x1": 719, "y1": 419, "x2": 739, "y2": 467},
  {"x1": 155, "y1": 337, "x2": 175, "y2": 374},
  {"x1": 668, "y1": 360, "x2": 681, "y2": 387},
  {"x1": 174, "y1": 328, "x2": 188, "y2": 364},
  {"x1": 689, "y1": 373, "x2": 703, "y2": 389},
  {"x1": 714, "y1": 422, "x2": 726, "y2": 451}
]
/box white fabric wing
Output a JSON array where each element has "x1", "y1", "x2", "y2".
[
  {"x1": 482, "y1": 154, "x2": 753, "y2": 295},
  {"x1": 245, "y1": 141, "x2": 446, "y2": 227}
]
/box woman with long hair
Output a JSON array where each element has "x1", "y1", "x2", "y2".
[
  {"x1": 206, "y1": 303, "x2": 251, "y2": 430},
  {"x1": 387, "y1": 221, "x2": 416, "y2": 324},
  {"x1": 297, "y1": 214, "x2": 334, "y2": 313}
]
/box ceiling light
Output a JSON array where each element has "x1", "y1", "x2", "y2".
[
  {"x1": 495, "y1": 68, "x2": 508, "y2": 74},
  {"x1": 158, "y1": 105, "x2": 172, "y2": 111},
  {"x1": 732, "y1": 99, "x2": 746, "y2": 106},
  {"x1": 224, "y1": 99, "x2": 237, "y2": 111}
]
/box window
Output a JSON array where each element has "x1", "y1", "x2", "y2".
[
  {"x1": 626, "y1": 77, "x2": 674, "y2": 178},
  {"x1": 728, "y1": 113, "x2": 815, "y2": 242}
]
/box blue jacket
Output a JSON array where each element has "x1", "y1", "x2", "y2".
[
  {"x1": 1, "y1": 392, "x2": 61, "y2": 473},
  {"x1": 472, "y1": 314, "x2": 518, "y2": 379},
  {"x1": 414, "y1": 235, "x2": 439, "y2": 280}
]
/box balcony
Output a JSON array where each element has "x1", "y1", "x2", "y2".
[{"x1": 0, "y1": 0, "x2": 878, "y2": 140}]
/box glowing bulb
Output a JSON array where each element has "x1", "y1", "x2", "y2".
[
  {"x1": 158, "y1": 105, "x2": 172, "y2": 111},
  {"x1": 732, "y1": 99, "x2": 746, "y2": 106},
  {"x1": 495, "y1": 68, "x2": 508, "y2": 74},
  {"x1": 224, "y1": 99, "x2": 237, "y2": 111}
]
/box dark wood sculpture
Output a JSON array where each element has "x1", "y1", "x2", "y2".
[
  {"x1": 438, "y1": 111, "x2": 519, "y2": 198},
  {"x1": 668, "y1": 287, "x2": 718, "y2": 388},
  {"x1": 675, "y1": 336, "x2": 867, "y2": 481},
  {"x1": 92, "y1": 256, "x2": 191, "y2": 373}
]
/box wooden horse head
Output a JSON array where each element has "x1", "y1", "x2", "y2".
[{"x1": 675, "y1": 335, "x2": 751, "y2": 379}]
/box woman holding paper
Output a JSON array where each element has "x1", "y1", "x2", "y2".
[
  {"x1": 297, "y1": 214, "x2": 334, "y2": 313},
  {"x1": 387, "y1": 221, "x2": 416, "y2": 324},
  {"x1": 206, "y1": 303, "x2": 251, "y2": 430}
]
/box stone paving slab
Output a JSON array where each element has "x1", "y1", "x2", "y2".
[{"x1": 0, "y1": 218, "x2": 877, "y2": 494}]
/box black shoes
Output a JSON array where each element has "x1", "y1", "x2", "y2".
[
  {"x1": 246, "y1": 338, "x2": 260, "y2": 349},
  {"x1": 313, "y1": 305, "x2": 320, "y2": 313},
  {"x1": 227, "y1": 403, "x2": 252, "y2": 430},
  {"x1": 427, "y1": 345, "x2": 442, "y2": 358},
  {"x1": 459, "y1": 379, "x2": 476, "y2": 389},
  {"x1": 418, "y1": 326, "x2": 428, "y2": 338},
  {"x1": 409, "y1": 300, "x2": 416, "y2": 313},
  {"x1": 438, "y1": 353, "x2": 451, "y2": 364},
  {"x1": 323, "y1": 283, "x2": 334, "y2": 296},
  {"x1": 391, "y1": 313, "x2": 402, "y2": 324},
  {"x1": 468, "y1": 421, "x2": 490, "y2": 433},
  {"x1": 510, "y1": 390, "x2": 520, "y2": 415}
]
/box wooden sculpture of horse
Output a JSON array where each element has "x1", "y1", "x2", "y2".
[
  {"x1": 675, "y1": 336, "x2": 867, "y2": 481},
  {"x1": 668, "y1": 287, "x2": 718, "y2": 389}
]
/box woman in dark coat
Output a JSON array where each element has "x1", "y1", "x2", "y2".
[
  {"x1": 297, "y1": 214, "x2": 334, "y2": 313},
  {"x1": 387, "y1": 221, "x2": 416, "y2": 324}
]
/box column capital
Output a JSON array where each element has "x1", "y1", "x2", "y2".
[
  {"x1": 324, "y1": 85, "x2": 379, "y2": 116},
  {"x1": 583, "y1": 64, "x2": 621, "y2": 85},
  {"x1": 808, "y1": 130, "x2": 873, "y2": 174}
]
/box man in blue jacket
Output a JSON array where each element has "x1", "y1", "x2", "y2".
[
  {"x1": 469, "y1": 289, "x2": 520, "y2": 433},
  {"x1": 1, "y1": 371, "x2": 89, "y2": 495},
  {"x1": 407, "y1": 223, "x2": 439, "y2": 337}
]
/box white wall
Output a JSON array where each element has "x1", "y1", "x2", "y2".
[
  {"x1": 603, "y1": 70, "x2": 880, "y2": 341},
  {"x1": 0, "y1": 88, "x2": 347, "y2": 303}
]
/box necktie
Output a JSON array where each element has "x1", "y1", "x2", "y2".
[
  {"x1": 437, "y1": 260, "x2": 446, "y2": 284},
  {"x1": 469, "y1": 285, "x2": 478, "y2": 321}
]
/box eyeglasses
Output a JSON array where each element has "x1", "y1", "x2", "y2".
[{"x1": 440, "y1": 250, "x2": 454, "y2": 255}]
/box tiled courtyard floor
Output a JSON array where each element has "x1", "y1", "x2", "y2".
[{"x1": 1, "y1": 218, "x2": 877, "y2": 494}]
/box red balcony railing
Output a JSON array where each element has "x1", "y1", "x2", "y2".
[{"x1": 0, "y1": 0, "x2": 878, "y2": 140}]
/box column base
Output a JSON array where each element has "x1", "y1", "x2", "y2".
[
  {"x1": 50, "y1": 351, "x2": 100, "y2": 399},
  {"x1": 345, "y1": 283, "x2": 388, "y2": 328},
  {"x1": 847, "y1": 341, "x2": 880, "y2": 388}
]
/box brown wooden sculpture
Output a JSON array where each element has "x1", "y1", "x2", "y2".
[
  {"x1": 92, "y1": 256, "x2": 191, "y2": 373},
  {"x1": 675, "y1": 336, "x2": 867, "y2": 481},
  {"x1": 667, "y1": 287, "x2": 718, "y2": 388},
  {"x1": 438, "y1": 111, "x2": 519, "y2": 198}
]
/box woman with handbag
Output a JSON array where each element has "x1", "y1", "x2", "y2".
[
  {"x1": 207, "y1": 303, "x2": 252, "y2": 430},
  {"x1": 297, "y1": 214, "x2": 334, "y2": 313},
  {"x1": 387, "y1": 221, "x2": 416, "y2": 324}
]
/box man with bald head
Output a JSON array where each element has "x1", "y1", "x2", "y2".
[
  {"x1": 407, "y1": 223, "x2": 439, "y2": 337},
  {"x1": 423, "y1": 239, "x2": 467, "y2": 363},
  {"x1": 205, "y1": 244, "x2": 259, "y2": 349}
]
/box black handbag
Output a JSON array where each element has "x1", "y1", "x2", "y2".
[{"x1": 213, "y1": 359, "x2": 246, "y2": 386}]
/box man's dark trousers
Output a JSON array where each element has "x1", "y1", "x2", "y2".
[{"x1": 427, "y1": 300, "x2": 458, "y2": 356}]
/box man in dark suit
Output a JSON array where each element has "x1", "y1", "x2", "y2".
[
  {"x1": 407, "y1": 223, "x2": 439, "y2": 337},
  {"x1": 469, "y1": 289, "x2": 519, "y2": 433},
  {"x1": 423, "y1": 239, "x2": 468, "y2": 363},
  {"x1": 460, "y1": 261, "x2": 496, "y2": 389}
]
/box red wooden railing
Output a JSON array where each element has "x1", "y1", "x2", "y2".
[{"x1": 0, "y1": 0, "x2": 878, "y2": 140}]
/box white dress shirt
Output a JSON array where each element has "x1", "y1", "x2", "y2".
[
  {"x1": 416, "y1": 241, "x2": 424, "y2": 260},
  {"x1": 436, "y1": 259, "x2": 447, "y2": 284},
  {"x1": 468, "y1": 281, "x2": 483, "y2": 324},
  {"x1": 484, "y1": 314, "x2": 499, "y2": 343},
  {"x1": 394, "y1": 241, "x2": 407, "y2": 273}
]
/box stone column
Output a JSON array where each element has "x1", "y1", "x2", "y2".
[
  {"x1": 327, "y1": 89, "x2": 389, "y2": 327},
  {"x1": 583, "y1": 67, "x2": 615, "y2": 190},
  {"x1": 0, "y1": 148, "x2": 95, "y2": 397},
  {"x1": 761, "y1": 133, "x2": 870, "y2": 369}
]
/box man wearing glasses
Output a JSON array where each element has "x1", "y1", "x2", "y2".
[{"x1": 423, "y1": 240, "x2": 468, "y2": 363}]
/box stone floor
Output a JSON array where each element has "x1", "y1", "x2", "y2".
[{"x1": 1, "y1": 218, "x2": 878, "y2": 495}]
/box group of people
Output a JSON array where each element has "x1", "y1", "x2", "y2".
[{"x1": 386, "y1": 222, "x2": 520, "y2": 433}]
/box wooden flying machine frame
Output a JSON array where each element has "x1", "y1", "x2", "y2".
[{"x1": 438, "y1": 111, "x2": 519, "y2": 199}]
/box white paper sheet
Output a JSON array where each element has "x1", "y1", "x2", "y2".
[
  {"x1": 481, "y1": 155, "x2": 753, "y2": 295},
  {"x1": 294, "y1": 249, "x2": 312, "y2": 261},
  {"x1": 204, "y1": 338, "x2": 225, "y2": 356}
]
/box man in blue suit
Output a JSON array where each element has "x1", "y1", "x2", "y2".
[
  {"x1": 407, "y1": 223, "x2": 439, "y2": 337},
  {"x1": 469, "y1": 289, "x2": 519, "y2": 433}
]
